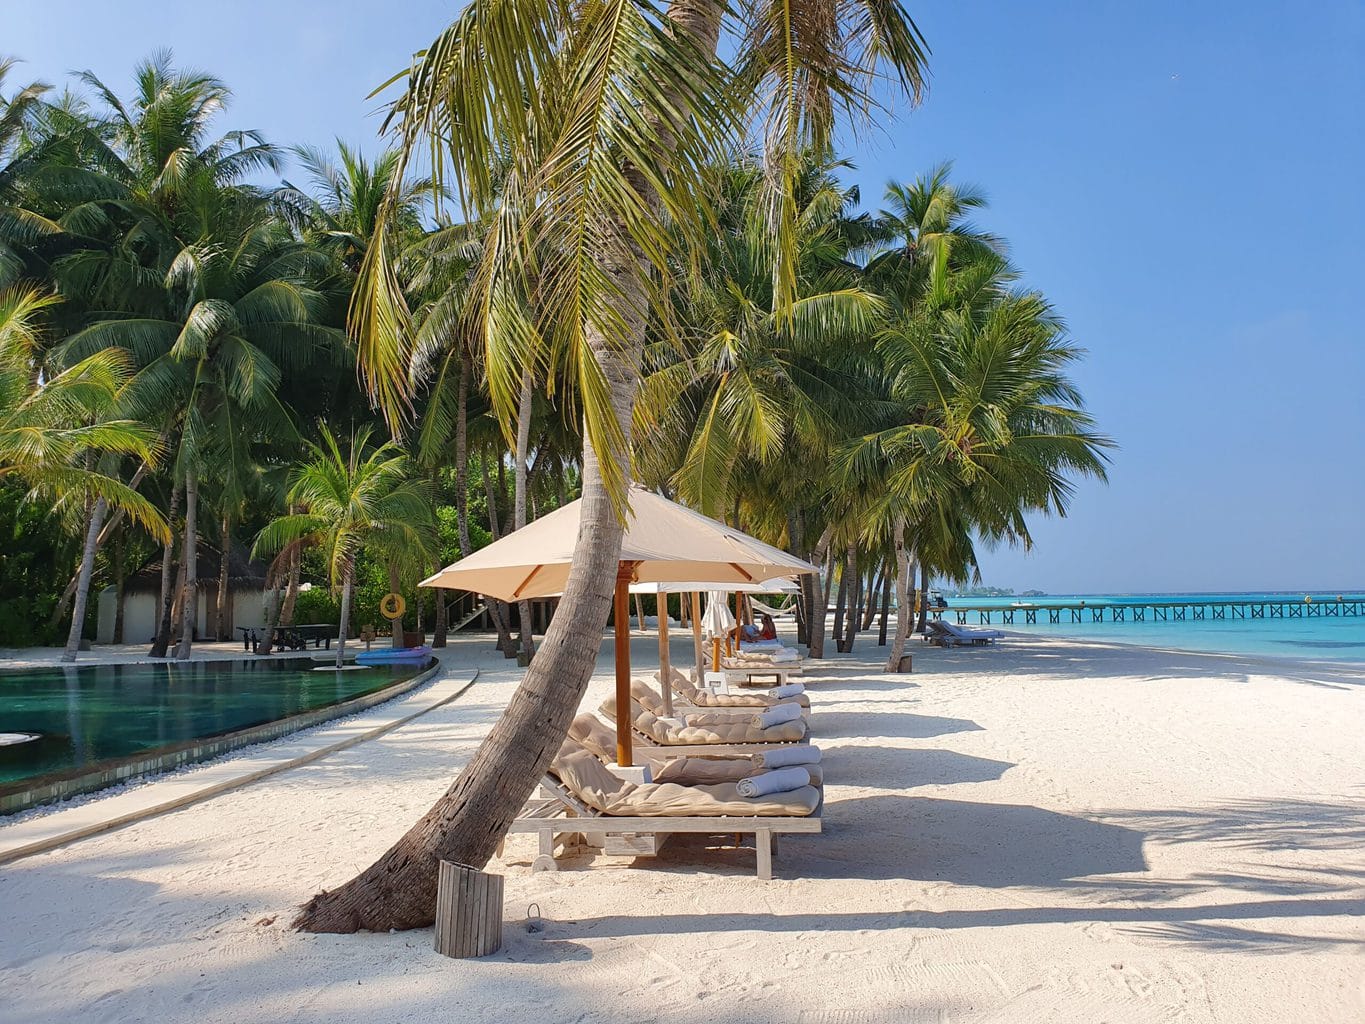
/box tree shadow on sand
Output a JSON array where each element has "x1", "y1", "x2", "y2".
[
  {"x1": 811, "y1": 711, "x2": 981, "y2": 741},
  {"x1": 819, "y1": 745, "x2": 1014, "y2": 791}
]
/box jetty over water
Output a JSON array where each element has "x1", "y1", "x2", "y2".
[{"x1": 936, "y1": 597, "x2": 1365, "y2": 626}]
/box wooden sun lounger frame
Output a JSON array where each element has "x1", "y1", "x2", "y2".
[
  {"x1": 720, "y1": 664, "x2": 803, "y2": 688},
  {"x1": 507, "y1": 775, "x2": 822, "y2": 880}
]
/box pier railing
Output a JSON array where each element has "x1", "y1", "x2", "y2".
[{"x1": 935, "y1": 597, "x2": 1364, "y2": 626}]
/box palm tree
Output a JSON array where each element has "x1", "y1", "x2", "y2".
[
  {"x1": 842, "y1": 282, "x2": 1113, "y2": 671},
  {"x1": 0, "y1": 284, "x2": 167, "y2": 656},
  {"x1": 292, "y1": 0, "x2": 930, "y2": 933},
  {"x1": 51, "y1": 55, "x2": 345, "y2": 659},
  {"x1": 253, "y1": 425, "x2": 434, "y2": 668}
]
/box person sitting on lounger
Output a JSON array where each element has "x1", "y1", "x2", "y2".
[{"x1": 735, "y1": 613, "x2": 779, "y2": 643}]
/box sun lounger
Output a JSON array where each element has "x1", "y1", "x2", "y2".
[
  {"x1": 506, "y1": 738, "x2": 821, "y2": 878},
  {"x1": 599, "y1": 693, "x2": 810, "y2": 752},
  {"x1": 631, "y1": 678, "x2": 810, "y2": 725},
  {"x1": 657, "y1": 667, "x2": 811, "y2": 710},
  {"x1": 567, "y1": 713, "x2": 824, "y2": 787},
  {"x1": 926, "y1": 620, "x2": 1005, "y2": 646}
]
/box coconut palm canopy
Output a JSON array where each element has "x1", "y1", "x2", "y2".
[{"x1": 421, "y1": 485, "x2": 816, "y2": 601}]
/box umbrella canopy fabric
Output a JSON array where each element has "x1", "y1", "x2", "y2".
[
  {"x1": 627, "y1": 577, "x2": 799, "y2": 596},
  {"x1": 421, "y1": 485, "x2": 817, "y2": 599},
  {"x1": 702, "y1": 591, "x2": 736, "y2": 639}
]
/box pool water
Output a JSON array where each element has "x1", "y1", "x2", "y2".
[{"x1": 0, "y1": 657, "x2": 431, "y2": 803}]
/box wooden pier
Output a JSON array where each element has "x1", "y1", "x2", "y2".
[{"x1": 935, "y1": 597, "x2": 1365, "y2": 627}]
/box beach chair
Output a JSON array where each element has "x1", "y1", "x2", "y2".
[
  {"x1": 657, "y1": 667, "x2": 811, "y2": 710},
  {"x1": 568, "y1": 713, "x2": 825, "y2": 787},
  {"x1": 630, "y1": 678, "x2": 810, "y2": 725},
  {"x1": 506, "y1": 739, "x2": 822, "y2": 879},
  {"x1": 719, "y1": 661, "x2": 804, "y2": 688},
  {"x1": 599, "y1": 693, "x2": 810, "y2": 754},
  {"x1": 927, "y1": 620, "x2": 1005, "y2": 646}
]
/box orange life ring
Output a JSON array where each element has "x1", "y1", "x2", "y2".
[{"x1": 379, "y1": 593, "x2": 406, "y2": 620}]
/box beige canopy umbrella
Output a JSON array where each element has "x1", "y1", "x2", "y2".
[{"x1": 421, "y1": 485, "x2": 817, "y2": 765}]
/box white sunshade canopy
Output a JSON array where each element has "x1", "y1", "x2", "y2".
[
  {"x1": 421, "y1": 484, "x2": 817, "y2": 601},
  {"x1": 627, "y1": 577, "x2": 800, "y2": 596}
]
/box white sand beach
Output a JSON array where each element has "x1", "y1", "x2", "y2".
[{"x1": 1, "y1": 632, "x2": 1362, "y2": 1023}]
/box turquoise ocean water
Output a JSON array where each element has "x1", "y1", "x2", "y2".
[{"x1": 943, "y1": 592, "x2": 1365, "y2": 664}]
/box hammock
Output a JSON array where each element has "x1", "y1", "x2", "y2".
[{"x1": 751, "y1": 597, "x2": 797, "y2": 617}]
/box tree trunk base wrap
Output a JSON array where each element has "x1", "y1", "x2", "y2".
[{"x1": 433, "y1": 861, "x2": 503, "y2": 959}]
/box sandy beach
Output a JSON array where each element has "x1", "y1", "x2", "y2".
[{"x1": 1, "y1": 631, "x2": 1362, "y2": 1023}]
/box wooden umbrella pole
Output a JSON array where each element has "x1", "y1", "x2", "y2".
[
  {"x1": 691, "y1": 592, "x2": 704, "y2": 683},
  {"x1": 712, "y1": 636, "x2": 721, "y2": 672},
  {"x1": 614, "y1": 564, "x2": 635, "y2": 766},
  {"x1": 657, "y1": 595, "x2": 673, "y2": 716}
]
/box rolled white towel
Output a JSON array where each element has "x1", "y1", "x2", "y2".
[
  {"x1": 755, "y1": 701, "x2": 804, "y2": 728},
  {"x1": 657, "y1": 716, "x2": 687, "y2": 733},
  {"x1": 768, "y1": 648, "x2": 799, "y2": 663},
  {"x1": 752, "y1": 745, "x2": 822, "y2": 768},
  {"x1": 736, "y1": 766, "x2": 811, "y2": 798},
  {"x1": 770, "y1": 682, "x2": 805, "y2": 698}
]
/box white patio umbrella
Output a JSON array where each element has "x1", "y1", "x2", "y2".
[
  {"x1": 421, "y1": 485, "x2": 817, "y2": 765},
  {"x1": 627, "y1": 578, "x2": 798, "y2": 714}
]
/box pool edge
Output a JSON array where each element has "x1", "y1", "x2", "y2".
[{"x1": 0, "y1": 658, "x2": 445, "y2": 816}]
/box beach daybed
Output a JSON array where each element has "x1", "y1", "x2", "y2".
[
  {"x1": 926, "y1": 620, "x2": 1006, "y2": 646},
  {"x1": 506, "y1": 739, "x2": 822, "y2": 878},
  {"x1": 599, "y1": 693, "x2": 810, "y2": 752},
  {"x1": 658, "y1": 667, "x2": 812, "y2": 710}
]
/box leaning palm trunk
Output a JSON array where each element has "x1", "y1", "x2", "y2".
[
  {"x1": 50, "y1": 461, "x2": 153, "y2": 629},
  {"x1": 175, "y1": 467, "x2": 198, "y2": 660},
  {"x1": 884, "y1": 519, "x2": 916, "y2": 671},
  {"x1": 61, "y1": 497, "x2": 109, "y2": 663},
  {"x1": 293, "y1": 243, "x2": 647, "y2": 936}
]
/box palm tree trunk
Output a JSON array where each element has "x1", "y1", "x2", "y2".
[
  {"x1": 432, "y1": 556, "x2": 449, "y2": 649},
  {"x1": 916, "y1": 564, "x2": 931, "y2": 634},
  {"x1": 60, "y1": 497, "x2": 108, "y2": 662},
  {"x1": 831, "y1": 557, "x2": 849, "y2": 653},
  {"x1": 843, "y1": 546, "x2": 860, "y2": 653},
  {"x1": 335, "y1": 562, "x2": 354, "y2": 670},
  {"x1": 113, "y1": 536, "x2": 127, "y2": 644},
  {"x1": 455, "y1": 352, "x2": 472, "y2": 558},
  {"x1": 50, "y1": 461, "x2": 152, "y2": 629},
  {"x1": 513, "y1": 367, "x2": 536, "y2": 662},
  {"x1": 280, "y1": 540, "x2": 301, "y2": 626},
  {"x1": 293, "y1": 234, "x2": 647, "y2": 936},
  {"x1": 878, "y1": 570, "x2": 892, "y2": 646},
  {"x1": 149, "y1": 484, "x2": 182, "y2": 657},
  {"x1": 215, "y1": 513, "x2": 232, "y2": 640},
  {"x1": 175, "y1": 467, "x2": 198, "y2": 661},
  {"x1": 805, "y1": 524, "x2": 834, "y2": 659},
  {"x1": 861, "y1": 560, "x2": 880, "y2": 631},
  {"x1": 479, "y1": 447, "x2": 517, "y2": 657},
  {"x1": 885, "y1": 519, "x2": 916, "y2": 671},
  {"x1": 389, "y1": 563, "x2": 404, "y2": 648}
]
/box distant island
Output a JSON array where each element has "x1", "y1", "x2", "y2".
[{"x1": 947, "y1": 587, "x2": 1048, "y2": 598}]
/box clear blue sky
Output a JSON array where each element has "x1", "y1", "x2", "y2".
[{"x1": 9, "y1": 2, "x2": 1364, "y2": 594}]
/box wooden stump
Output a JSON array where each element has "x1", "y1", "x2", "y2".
[
  {"x1": 433, "y1": 861, "x2": 504, "y2": 959},
  {"x1": 898, "y1": 654, "x2": 913, "y2": 673}
]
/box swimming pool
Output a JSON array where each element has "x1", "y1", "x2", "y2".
[{"x1": 0, "y1": 656, "x2": 436, "y2": 813}]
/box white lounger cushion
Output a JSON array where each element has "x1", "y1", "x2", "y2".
[{"x1": 600, "y1": 695, "x2": 809, "y2": 744}]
